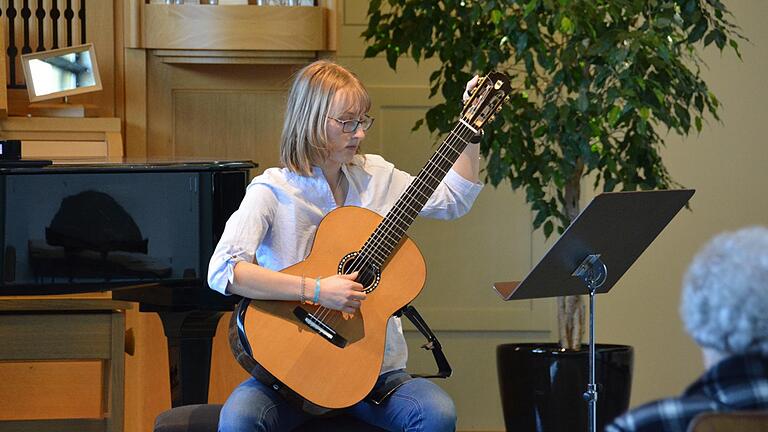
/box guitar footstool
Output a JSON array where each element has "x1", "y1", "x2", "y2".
[{"x1": 153, "y1": 404, "x2": 387, "y2": 432}]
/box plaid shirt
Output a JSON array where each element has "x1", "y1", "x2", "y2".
[{"x1": 606, "y1": 353, "x2": 768, "y2": 432}]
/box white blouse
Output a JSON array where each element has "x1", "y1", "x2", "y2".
[{"x1": 208, "y1": 153, "x2": 483, "y2": 373}]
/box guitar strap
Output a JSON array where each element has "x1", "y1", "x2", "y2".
[
  {"x1": 399, "y1": 304, "x2": 452, "y2": 379},
  {"x1": 367, "y1": 305, "x2": 452, "y2": 405}
]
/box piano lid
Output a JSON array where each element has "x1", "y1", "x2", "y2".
[{"x1": 0, "y1": 158, "x2": 257, "y2": 174}]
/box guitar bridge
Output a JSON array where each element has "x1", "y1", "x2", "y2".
[{"x1": 293, "y1": 306, "x2": 348, "y2": 348}]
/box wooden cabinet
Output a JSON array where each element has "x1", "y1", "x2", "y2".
[
  {"x1": 0, "y1": 299, "x2": 130, "y2": 432},
  {"x1": 123, "y1": 1, "x2": 338, "y2": 157},
  {"x1": 126, "y1": 2, "x2": 336, "y2": 64}
]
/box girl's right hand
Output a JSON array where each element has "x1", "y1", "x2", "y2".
[{"x1": 316, "y1": 271, "x2": 367, "y2": 314}]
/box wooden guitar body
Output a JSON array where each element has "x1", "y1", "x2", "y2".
[{"x1": 238, "y1": 206, "x2": 426, "y2": 409}]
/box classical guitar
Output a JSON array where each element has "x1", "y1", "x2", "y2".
[{"x1": 230, "y1": 72, "x2": 511, "y2": 412}]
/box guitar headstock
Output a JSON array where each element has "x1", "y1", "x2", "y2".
[{"x1": 461, "y1": 71, "x2": 511, "y2": 131}]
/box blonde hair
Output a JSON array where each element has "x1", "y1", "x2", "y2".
[{"x1": 279, "y1": 60, "x2": 371, "y2": 175}]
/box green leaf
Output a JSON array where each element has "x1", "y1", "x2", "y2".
[
  {"x1": 367, "y1": 0, "x2": 382, "y2": 15},
  {"x1": 516, "y1": 33, "x2": 529, "y2": 53},
  {"x1": 729, "y1": 39, "x2": 742, "y2": 59},
  {"x1": 688, "y1": 20, "x2": 708, "y2": 44},
  {"x1": 704, "y1": 29, "x2": 718, "y2": 46},
  {"x1": 709, "y1": 92, "x2": 720, "y2": 108},
  {"x1": 656, "y1": 17, "x2": 671, "y2": 28},
  {"x1": 412, "y1": 118, "x2": 424, "y2": 132},
  {"x1": 608, "y1": 105, "x2": 621, "y2": 125},
  {"x1": 560, "y1": 16, "x2": 574, "y2": 34},
  {"x1": 386, "y1": 49, "x2": 399, "y2": 70},
  {"x1": 658, "y1": 44, "x2": 670, "y2": 62},
  {"x1": 543, "y1": 220, "x2": 554, "y2": 238},
  {"x1": 577, "y1": 92, "x2": 589, "y2": 112},
  {"x1": 364, "y1": 46, "x2": 379, "y2": 59},
  {"x1": 429, "y1": 69, "x2": 442, "y2": 83},
  {"x1": 491, "y1": 9, "x2": 503, "y2": 25},
  {"x1": 524, "y1": 0, "x2": 539, "y2": 18},
  {"x1": 532, "y1": 207, "x2": 549, "y2": 228},
  {"x1": 715, "y1": 30, "x2": 727, "y2": 49}
]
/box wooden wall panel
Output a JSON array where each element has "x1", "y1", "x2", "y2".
[
  {"x1": 123, "y1": 48, "x2": 147, "y2": 158},
  {"x1": 144, "y1": 53, "x2": 297, "y2": 165},
  {"x1": 141, "y1": 5, "x2": 326, "y2": 51},
  {"x1": 0, "y1": 361, "x2": 103, "y2": 420},
  {"x1": 171, "y1": 89, "x2": 285, "y2": 166}
]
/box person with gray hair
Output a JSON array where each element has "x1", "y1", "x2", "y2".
[{"x1": 606, "y1": 226, "x2": 768, "y2": 432}]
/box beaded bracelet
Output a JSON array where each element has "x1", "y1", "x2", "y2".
[{"x1": 299, "y1": 275, "x2": 307, "y2": 303}]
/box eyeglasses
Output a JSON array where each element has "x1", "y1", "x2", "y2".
[{"x1": 327, "y1": 115, "x2": 375, "y2": 133}]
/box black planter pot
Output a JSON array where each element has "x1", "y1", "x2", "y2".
[{"x1": 497, "y1": 343, "x2": 633, "y2": 432}]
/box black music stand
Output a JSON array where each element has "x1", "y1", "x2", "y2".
[{"x1": 494, "y1": 189, "x2": 694, "y2": 432}]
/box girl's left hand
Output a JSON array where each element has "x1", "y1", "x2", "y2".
[{"x1": 463, "y1": 75, "x2": 480, "y2": 104}]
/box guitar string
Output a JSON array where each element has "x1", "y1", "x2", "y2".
[
  {"x1": 313, "y1": 125, "x2": 475, "y2": 323},
  {"x1": 314, "y1": 125, "x2": 477, "y2": 326},
  {"x1": 312, "y1": 124, "x2": 478, "y2": 326},
  {"x1": 311, "y1": 130, "x2": 469, "y2": 324},
  {"x1": 311, "y1": 124, "x2": 477, "y2": 324},
  {"x1": 321, "y1": 126, "x2": 477, "y2": 326},
  {"x1": 355, "y1": 127, "x2": 475, "y2": 266},
  {"x1": 354, "y1": 127, "x2": 473, "y2": 265},
  {"x1": 334, "y1": 76, "x2": 501, "y2": 281}
]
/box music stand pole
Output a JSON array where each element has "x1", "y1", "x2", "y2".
[{"x1": 573, "y1": 254, "x2": 608, "y2": 432}]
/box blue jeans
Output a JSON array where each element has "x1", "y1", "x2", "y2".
[{"x1": 218, "y1": 370, "x2": 457, "y2": 432}]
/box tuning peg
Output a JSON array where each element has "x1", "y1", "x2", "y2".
[
  {"x1": 504, "y1": 96, "x2": 510, "y2": 103},
  {"x1": 495, "y1": 105, "x2": 503, "y2": 113},
  {"x1": 489, "y1": 115, "x2": 496, "y2": 123}
]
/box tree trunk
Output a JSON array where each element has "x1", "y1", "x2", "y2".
[{"x1": 557, "y1": 160, "x2": 585, "y2": 350}]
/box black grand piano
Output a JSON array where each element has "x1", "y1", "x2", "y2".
[{"x1": 0, "y1": 159, "x2": 255, "y2": 407}]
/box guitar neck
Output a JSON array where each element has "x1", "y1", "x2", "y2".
[{"x1": 360, "y1": 120, "x2": 479, "y2": 268}]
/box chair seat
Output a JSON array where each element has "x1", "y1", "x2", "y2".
[
  {"x1": 154, "y1": 405, "x2": 221, "y2": 432},
  {"x1": 153, "y1": 404, "x2": 387, "y2": 432},
  {"x1": 688, "y1": 410, "x2": 768, "y2": 432}
]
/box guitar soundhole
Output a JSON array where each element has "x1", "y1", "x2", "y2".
[{"x1": 338, "y1": 252, "x2": 380, "y2": 293}]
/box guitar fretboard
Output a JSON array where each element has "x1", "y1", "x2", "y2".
[{"x1": 359, "y1": 121, "x2": 478, "y2": 268}]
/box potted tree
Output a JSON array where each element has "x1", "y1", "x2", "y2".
[{"x1": 363, "y1": 0, "x2": 743, "y2": 430}]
